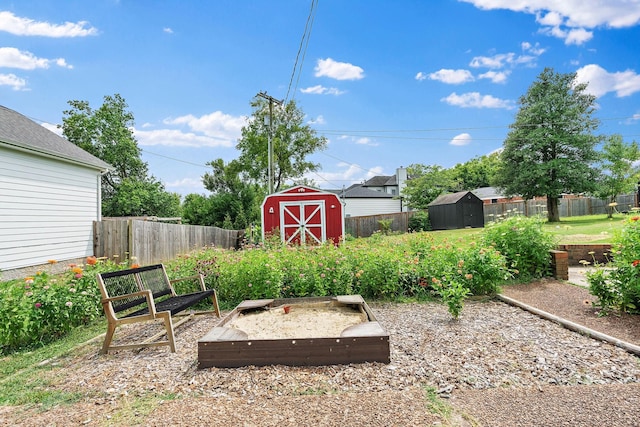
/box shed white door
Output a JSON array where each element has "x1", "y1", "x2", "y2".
[{"x1": 280, "y1": 201, "x2": 326, "y2": 244}]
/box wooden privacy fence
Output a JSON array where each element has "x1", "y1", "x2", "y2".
[
  {"x1": 345, "y1": 212, "x2": 416, "y2": 238},
  {"x1": 94, "y1": 219, "x2": 244, "y2": 266},
  {"x1": 482, "y1": 194, "x2": 638, "y2": 223}
]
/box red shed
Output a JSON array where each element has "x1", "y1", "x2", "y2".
[{"x1": 261, "y1": 185, "x2": 345, "y2": 245}]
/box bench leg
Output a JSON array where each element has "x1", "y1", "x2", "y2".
[
  {"x1": 101, "y1": 321, "x2": 117, "y2": 354},
  {"x1": 159, "y1": 312, "x2": 176, "y2": 352},
  {"x1": 211, "y1": 289, "x2": 221, "y2": 317}
]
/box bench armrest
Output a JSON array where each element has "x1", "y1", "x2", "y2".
[
  {"x1": 101, "y1": 289, "x2": 158, "y2": 317},
  {"x1": 169, "y1": 274, "x2": 207, "y2": 292}
]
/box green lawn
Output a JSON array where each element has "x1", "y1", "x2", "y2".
[
  {"x1": 541, "y1": 214, "x2": 626, "y2": 244},
  {"x1": 425, "y1": 214, "x2": 626, "y2": 245}
]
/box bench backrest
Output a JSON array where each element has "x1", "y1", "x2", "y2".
[{"x1": 98, "y1": 264, "x2": 174, "y2": 313}]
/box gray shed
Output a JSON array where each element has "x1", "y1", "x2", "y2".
[{"x1": 427, "y1": 191, "x2": 484, "y2": 230}]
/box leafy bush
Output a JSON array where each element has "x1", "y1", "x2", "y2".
[
  {"x1": 0, "y1": 259, "x2": 124, "y2": 353},
  {"x1": 1, "y1": 227, "x2": 520, "y2": 352},
  {"x1": 589, "y1": 216, "x2": 640, "y2": 313},
  {"x1": 481, "y1": 215, "x2": 556, "y2": 280},
  {"x1": 408, "y1": 211, "x2": 431, "y2": 232}
]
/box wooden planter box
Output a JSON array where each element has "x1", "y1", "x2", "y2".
[{"x1": 198, "y1": 295, "x2": 390, "y2": 368}]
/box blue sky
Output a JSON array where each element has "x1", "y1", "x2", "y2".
[{"x1": 2, "y1": 0, "x2": 640, "y2": 197}]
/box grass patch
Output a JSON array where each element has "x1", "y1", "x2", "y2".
[
  {"x1": 0, "y1": 319, "x2": 105, "y2": 406},
  {"x1": 424, "y1": 214, "x2": 623, "y2": 245},
  {"x1": 541, "y1": 214, "x2": 625, "y2": 244},
  {"x1": 423, "y1": 386, "x2": 452, "y2": 419},
  {"x1": 103, "y1": 393, "x2": 179, "y2": 426}
]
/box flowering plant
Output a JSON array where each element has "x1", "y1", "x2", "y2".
[{"x1": 589, "y1": 216, "x2": 640, "y2": 313}]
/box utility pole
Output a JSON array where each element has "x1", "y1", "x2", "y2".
[{"x1": 257, "y1": 91, "x2": 283, "y2": 194}]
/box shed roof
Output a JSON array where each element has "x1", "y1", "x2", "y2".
[
  {"x1": 0, "y1": 105, "x2": 112, "y2": 171},
  {"x1": 428, "y1": 191, "x2": 480, "y2": 207}
]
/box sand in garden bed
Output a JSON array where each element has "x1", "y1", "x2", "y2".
[{"x1": 226, "y1": 302, "x2": 368, "y2": 340}]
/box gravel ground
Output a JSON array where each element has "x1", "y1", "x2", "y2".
[{"x1": 2, "y1": 279, "x2": 640, "y2": 426}]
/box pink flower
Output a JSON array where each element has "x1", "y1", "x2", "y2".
[
  {"x1": 34, "y1": 302, "x2": 42, "y2": 308},
  {"x1": 75, "y1": 273, "x2": 83, "y2": 279},
  {"x1": 65, "y1": 301, "x2": 73, "y2": 308}
]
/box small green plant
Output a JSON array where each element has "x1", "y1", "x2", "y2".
[
  {"x1": 378, "y1": 219, "x2": 393, "y2": 235},
  {"x1": 437, "y1": 279, "x2": 471, "y2": 320}
]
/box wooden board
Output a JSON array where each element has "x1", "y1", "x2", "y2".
[{"x1": 198, "y1": 295, "x2": 390, "y2": 368}]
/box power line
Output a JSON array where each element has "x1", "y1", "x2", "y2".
[{"x1": 284, "y1": 0, "x2": 318, "y2": 104}]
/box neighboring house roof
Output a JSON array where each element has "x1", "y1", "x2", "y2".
[
  {"x1": 428, "y1": 191, "x2": 480, "y2": 206},
  {"x1": 363, "y1": 175, "x2": 396, "y2": 187},
  {"x1": 0, "y1": 105, "x2": 112, "y2": 171},
  {"x1": 471, "y1": 186, "x2": 504, "y2": 200},
  {"x1": 326, "y1": 184, "x2": 395, "y2": 199}
]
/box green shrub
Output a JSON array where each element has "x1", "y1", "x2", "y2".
[
  {"x1": 0, "y1": 259, "x2": 123, "y2": 353},
  {"x1": 408, "y1": 211, "x2": 431, "y2": 232},
  {"x1": 481, "y1": 215, "x2": 556, "y2": 280},
  {"x1": 589, "y1": 216, "x2": 640, "y2": 313}
]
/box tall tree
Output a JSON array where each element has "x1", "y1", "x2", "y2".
[
  {"x1": 61, "y1": 94, "x2": 180, "y2": 217},
  {"x1": 594, "y1": 134, "x2": 640, "y2": 218},
  {"x1": 236, "y1": 97, "x2": 327, "y2": 192},
  {"x1": 494, "y1": 68, "x2": 601, "y2": 222},
  {"x1": 199, "y1": 158, "x2": 262, "y2": 228},
  {"x1": 401, "y1": 164, "x2": 456, "y2": 209},
  {"x1": 450, "y1": 152, "x2": 502, "y2": 191}
]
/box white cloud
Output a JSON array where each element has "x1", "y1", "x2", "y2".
[
  {"x1": 428, "y1": 69, "x2": 474, "y2": 84},
  {"x1": 460, "y1": 0, "x2": 640, "y2": 45},
  {"x1": 0, "y1": 72, "x2": 26, "y2": 90},
  {"x1": 0, "y1": 11, "x2": 98, "y2": 37},
  {"x1": 300, "y1": 85, "x2": 345, "y2": 95},
  {"x1": 307, "y1": 163, "x2": 384, "y2": 189},
  {"x1": 164, "y1": 110, "x2": 246, "y2": 141},
  {"x1": 134, "y1": 128, "x2": 234, "y2": 148},
  {"x1": 478, "y1": 70, "x2": 510, "y2": 83},
  {"x1": 450, "y1": 133, "x2": 472, "y2": 146},
  {"x1": 307, "y1": 115, "x2": 326, "y2": 125},
  {"x1": 355, "y1": 137, "x2": 375, "y2": 146},
  {"x1": 521, "y1": 41, "x2": 546, "y2": 56},
  {"x1": 314, "y1": 58, "x2": 364, "y2": 81},
  {"x1": 163, "y1": 27, "x2": 174, "y2": 34},
  {"x1": 470, "y1": 50, "x2": 539, "y2": 69},
  {"x1": 442, "y1": 92, "x2": 514, "y2": 109},
  {"x1": 415, "y1": 71, "x2": 428, "y2": 81},
  {"x1": 539, "y1": 25, "x2": 593, "y2": 45},
  {"x1": 164, "y1": 177, "x2": 205, "y2": 193},
  {"x1": 0, "y1": 47, "x2": 72, "y2": 70},
  {"x1": 576, "y1": 64, "x2": 640, "y2": 98}
]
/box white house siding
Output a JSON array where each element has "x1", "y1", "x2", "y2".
[
  {"x1": 0, "y1": 146, "x2": 100, "y2": 271},
  {"x1": 343, "y1": 198, "x2": 402, "y2": 217}
]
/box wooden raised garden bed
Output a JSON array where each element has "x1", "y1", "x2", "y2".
[{"x1": 198, "y1": 295, "x2": 390, "y2": 368}]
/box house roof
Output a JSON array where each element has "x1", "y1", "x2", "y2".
[
  {"x1": 325, "y1": 184, "x2": 394, "y2": 199},
  {"x1": 471, "y1": 186, "x2": 503, "y2": 200},
  {"x1": 363, "y1": 175, "x2": 396, "y2": 187},
  {"x1": 428, "y1": 191, "x2": 480, "y2": 206},
  {"x1": 0, "y1": 105, "x2": 112, "y2": 171}
]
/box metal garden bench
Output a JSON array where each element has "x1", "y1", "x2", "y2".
[{"x1": 97, "y1": 263, "x2": 220, "y2": 354}]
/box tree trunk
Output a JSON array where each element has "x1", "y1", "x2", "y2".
[{"x1": 547, "y1": 197, "x2": 560, "y2": 222}]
